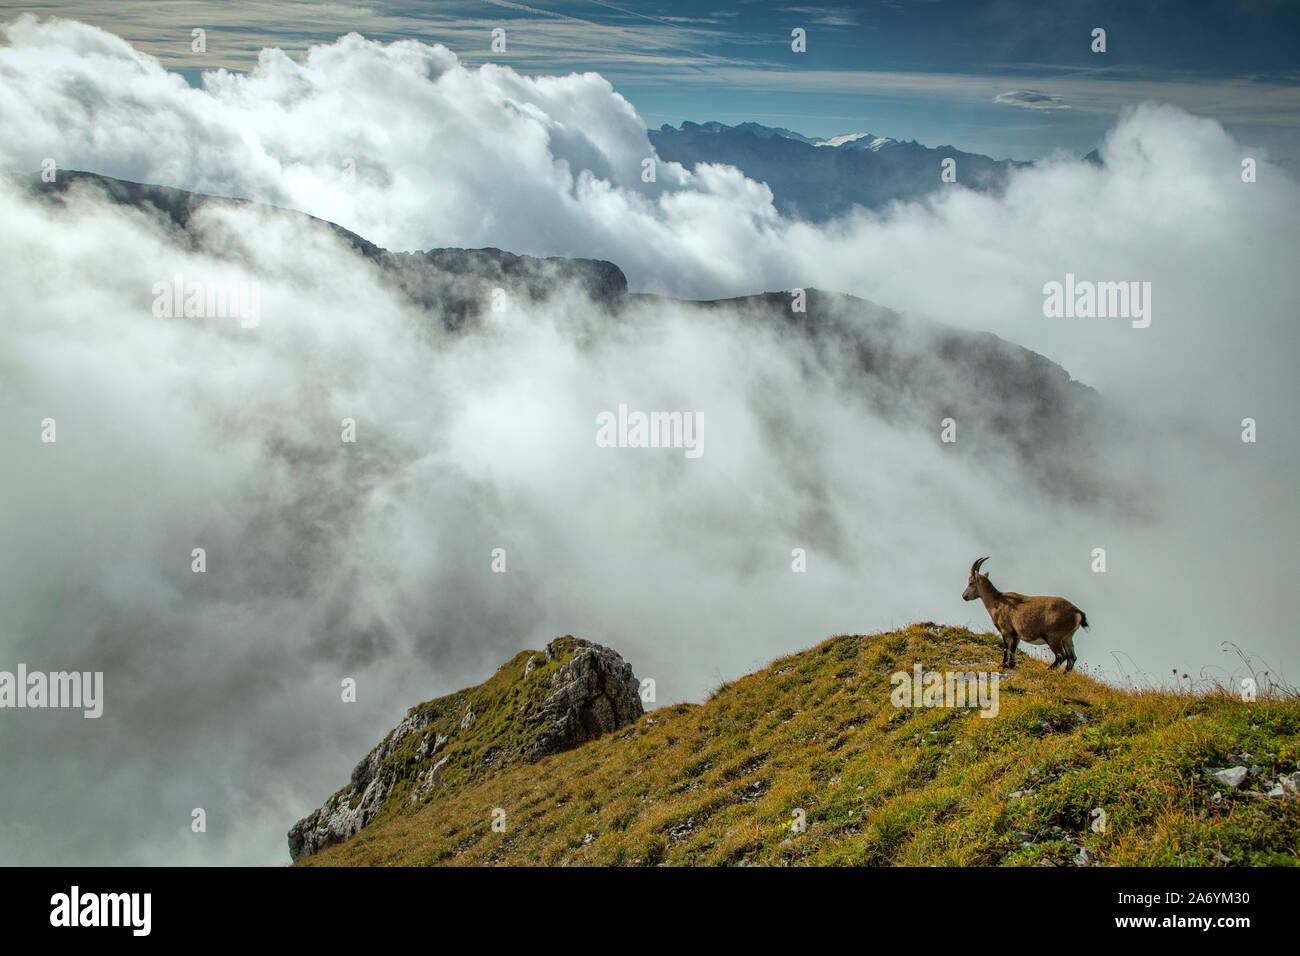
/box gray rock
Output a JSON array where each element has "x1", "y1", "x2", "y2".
[
  {"x1": 1272, "y1": 772, "x2": 1300, "y2": 798},
  {"x1": 415, "y1": 731, "x2": 448, "y2": 761},
  {"x1": 1073, "y1": 847, "x2": 1096, "y2": 867},
  {"x1": 407, "y1": 756, "x2": 452, "y2": 805},
  {"x1": 1211, "y1": 766, "x2": 1249, "y2": 790},
  {"x1": 288, "y1": 769, "x2": 390, "y2": 863},
  {"x1": 527, "y1": 638, "x2": 644, "y2": 759},
  {"x1": 288, "y1": 635, "x2": 642, "y2": 862},
  {"x1": 289, "y1": 708, "x2": 438, "y2": 860},
  {"x1": 428, "y1": 755, "x2": 450, "y2": 786}
]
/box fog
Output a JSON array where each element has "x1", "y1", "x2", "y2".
[{"x1": 0, "y1": 17, "x2": 1296, "y2": 864}]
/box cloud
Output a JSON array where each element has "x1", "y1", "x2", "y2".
[
  {"x1": 994, "y1": 89, "x2": 1072, "y2": 110},
  {"x1": 0, "y1": 18, "x2": 1297, "y2": 865},
  {"x1": 784, "y1": 5, "x2": 861, "y2": 27},
  {"x1": 1, "y1": 0, "x2": 737, "y2": 75}
]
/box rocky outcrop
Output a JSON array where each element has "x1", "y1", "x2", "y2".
[
  {"x1": 1211, "y1": 766, "x2": 1249, "y2": 790},
  {"x1": 529, "y1": 639, "x2": 644, "y2": 759},
  {"x1": 287, "y1": 708, "x2": 441, "y2": 862},
  {"x1": 288, "y1": 636, "x2": 641, "y2": 862}
]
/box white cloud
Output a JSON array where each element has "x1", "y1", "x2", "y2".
[{"x1": 994, "y1": 88, "x2": 1071, "y2": 110}]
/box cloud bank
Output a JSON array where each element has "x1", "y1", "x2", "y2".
[{"x1": 3, "y1": 16, "x2": 1295, "y2": 394}]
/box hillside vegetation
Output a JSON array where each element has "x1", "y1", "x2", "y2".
[{"x1": 300, "y1": 624, "x2": 1300, "y2": 866}]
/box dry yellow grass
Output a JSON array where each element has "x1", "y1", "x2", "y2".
[{"x1": 300, "y1": 624, "x2": 1300, "y2": 866}]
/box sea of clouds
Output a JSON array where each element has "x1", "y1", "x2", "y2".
[{"x1": 0, "y1": 16, "x2": 1296, "y2": 864}]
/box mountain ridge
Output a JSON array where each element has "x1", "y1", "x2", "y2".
[
  {"x1": 297, "y1": 623, "x2": 1300, "y2": 866},
  {"x1": 22, "y1": 170, "x2": 629, "y2": 329},
  {"x1": 22, "y1": 169, "x2": 1126, "y2": 508},
  {"x1": 650, "y1": 120, "x2": 1032, "y2": 222}
]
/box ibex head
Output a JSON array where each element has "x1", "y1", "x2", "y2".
[{"x1": 962, "y1": 556, "x2": 990, "y2": 601}]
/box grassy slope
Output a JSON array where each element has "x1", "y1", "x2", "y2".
[{"x1": 301, "y1": 624, "x2": 1300, "y2": 866}]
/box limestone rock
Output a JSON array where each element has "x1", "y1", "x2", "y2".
[
  {"x1": 288, "y1": 635, "x2": 641, "y2": 862},
  {"x1": 288, "y1": 708, "x2": 432, "y2": 861},
  {"x1": 527, "y1": 637, "x2": 644, "y2": 759},
  {"x1": 1211, "y1": 766, "x2": 1249, "y2": 790}
]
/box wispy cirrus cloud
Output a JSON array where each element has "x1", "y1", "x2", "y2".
[
  {"x1": 0, "y1": 0, "x2": 740, "y2": 75},
  {"x1": 783, "y1": 5, "x2": 860, "y2": 27},
  {"x1": 994, "y1": 88, "x2": 1071, "y2": 110}
]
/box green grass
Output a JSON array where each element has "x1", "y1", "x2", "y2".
[{"x1": 299, "y1": 624, "x2": 1300, "y2": 866}]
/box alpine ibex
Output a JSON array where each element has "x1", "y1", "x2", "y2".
[{"x1": 962, "y1": 557, "x2": 1088, "y2": 671}]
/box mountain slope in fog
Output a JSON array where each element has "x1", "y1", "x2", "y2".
[
  {"x1": 27, "y1": 170, "x2": 1119, "y2": 508},
  {"x1": 28, "y1": 170, "x2": 628, "y2": 330}
]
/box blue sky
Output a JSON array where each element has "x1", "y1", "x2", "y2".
[{"x1": 5, "y1": 0, "x2": 1299, "y2": 162}]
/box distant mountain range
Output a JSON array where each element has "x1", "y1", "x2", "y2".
[
  {"x1": 658, "y1": 120, "x2": 909, "y2": 152},
  {"x1": 650, "y1": 121, "x2": 1034, "y2": 221}
]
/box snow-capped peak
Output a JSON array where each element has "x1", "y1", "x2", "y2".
[{"x1": 814, "y1": 132, "x2": 896, "y2": 150}]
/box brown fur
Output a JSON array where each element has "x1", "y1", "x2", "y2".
[{"x1": 961, "y1": 557, "x2": 1088, "y2": 671}]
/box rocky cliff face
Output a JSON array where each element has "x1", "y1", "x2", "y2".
[
  {"x1": 288, "y1": 636, "x2": 642, "y2": 862},
  {"x1": 528, "y1": 638, "x2": 644, "y2": 760}
]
